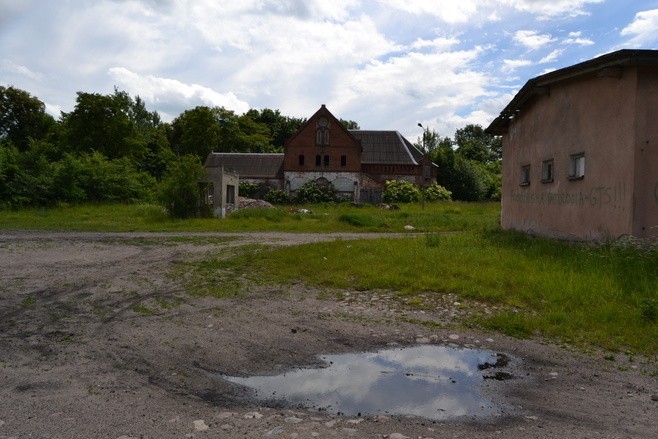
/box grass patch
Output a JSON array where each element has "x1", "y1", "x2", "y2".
[
  {"x1": 230, "y1": 230, "x2": 657, "y2": 356},
  {"x1": 132, "y1": 304, "x2": 156, "y2": 315},
  {"x1": 173, "y1": 244, "x2": 271, "y2": 299},
  {"x1": 0, "y1": 202, "x2": 500, "y2": 233},
  {"x1": 21, "y1": 296, "x2": 36, "y2": 307}
]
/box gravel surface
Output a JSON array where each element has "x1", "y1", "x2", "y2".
[{"x1": 0, "y1": 230, "x2": 656, "y2": 438}]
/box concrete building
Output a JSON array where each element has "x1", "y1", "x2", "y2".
[
  {"x1": 206, "y1": 105, "x2": 437, "y2": 204},
  {"x1": 487, "y1": 49, "x2": 658, "y2": 241}
]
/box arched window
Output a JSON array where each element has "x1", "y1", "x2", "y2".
[{"x1": 316, "y1": 117, "x2": 330, "y2": 145}]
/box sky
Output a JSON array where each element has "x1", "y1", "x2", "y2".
[{"x1": 2, "y1": 0, "x2": 658, "y2": 141}]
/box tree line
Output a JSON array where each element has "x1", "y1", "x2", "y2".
[{"x1": 0, "y1": 85, "x2": 500, "y2": 212}]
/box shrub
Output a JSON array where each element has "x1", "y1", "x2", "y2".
[
  {"x1": 156, "y1": 155, "x2": 205, "y2": 218},
  {"x1": 423, "y1": 183, "x2": 452, "y2": 201},
  {"x1": 264, "y1": 188, "x2": 289, "y2": 204},
  {"x1": 383, "y1": 180, "x2": 421, "y2": 203},
  {"x1": 294, "y1": 181, "x2": 337, "y2": 204},
  {"x1": 239, "y1": 181, "x2": 259, "y2": 198}
]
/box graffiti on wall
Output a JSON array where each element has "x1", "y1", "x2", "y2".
[{"x1": 510, "y1": 182, "x2": 627, "y2": 210}]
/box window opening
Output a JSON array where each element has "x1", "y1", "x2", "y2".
[
  {"x1": 541, "y1": 159, "x2": 554, "y2": 183},
  {"x1": 226, "y1": 185, "x2": 235, "y2": 204},
  {"x1": 520, "y1": 165, "x2": 531, "y2": 186},
  {"x1": 569, "y1": 153, "x2": 585, "y2": 179}
]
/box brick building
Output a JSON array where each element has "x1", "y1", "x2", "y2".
[{"x1": 206, "y1": 105, "x2": 437, "y2": 204}]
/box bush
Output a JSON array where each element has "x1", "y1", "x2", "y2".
[
  {"x1": 383, "y1": 180, "x2": 421, "y2": 203},
  {"x1": 239, "y1": 181, "x2": 259, "y2": 198},
  {"x1": 293, "y1": 181, "x2": 337, "y2": 204},
  {"x1": 264, "y1": 188, "x2": 289, "y2": 204},
  {"x1": 156, "y1": 155, "x2": 205, "y2": 218},
  {"x1": 423, "y1": 183, "x2": 452, "y2": 201}
]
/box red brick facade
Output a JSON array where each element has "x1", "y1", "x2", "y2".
[{"x1": 283, "y1": 105, "x2": 362, "y2": 173}]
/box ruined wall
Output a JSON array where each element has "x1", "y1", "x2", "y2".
[{"x1": 502, "y1": 68, "x2": 638, "y2": 240}]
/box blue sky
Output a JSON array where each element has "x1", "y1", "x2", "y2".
[{"x1": 2, "y1": 0, "x2": 658, "y2": 141}]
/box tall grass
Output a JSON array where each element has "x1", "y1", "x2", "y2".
[
  {"x1": 0, "y1": 202, "x2": 500, "y2": 233},
  {"x1": 234, "y1": 230, "x2": 657, "y2": 355}
]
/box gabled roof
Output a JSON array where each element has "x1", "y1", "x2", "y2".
[
  {"x1": 486, "y1": 49, "x2": 658, "y2": 135},
  {"x1": 350, "y1": 130, "x2": 433, "y2": 166},
  {"x1": 204, "y1": 153, "x2": 284, "y2": 179},
  {"x1": 285, "y1": 104, "x2": 360, "y2": 147}
]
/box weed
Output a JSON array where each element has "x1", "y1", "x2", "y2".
[
  {"x1": 640, "y1": 299, "x2": 657, "y2": 323},
  {"x1": 132, "y1": 304, "x2": 155, "y2": 315},
  {"x1": 21, "y1": 296, "x2": 36, "y2": 307},
  {"x1": 338, "y1": 213, "x2": 387, "y2": 228}
]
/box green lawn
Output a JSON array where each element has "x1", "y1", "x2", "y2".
[
  {"x1": 2, "y1": 201, "x2": 655, "y2": 360},
  {"x1": 0, "y1": 201, "x2": 500, "y2": 233},
  {"x1": 194, "y1": 230, "x2": 658, "y2": 358}
]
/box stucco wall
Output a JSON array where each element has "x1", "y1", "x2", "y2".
[
  {"x1": 284, "y1": 171, "x2": 360, "y2": 194},
  {"x1": 502, "y1": 68, "x2": 638, "y2": 240},
  {"x1": 633, "y1": 66, "x2": 658, "y2": 239}
]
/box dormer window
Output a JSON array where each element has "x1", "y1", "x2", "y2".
[{"x1": 316, "y1": 117, "x2": 330, "y2": 145}]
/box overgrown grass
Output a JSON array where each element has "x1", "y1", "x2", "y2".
[
  {"x1": 227, "y1": 230, "x2": 657, "y2": 356},
  {"x1": 0, "y1": 202, "x2": 500, "y2": 233}
]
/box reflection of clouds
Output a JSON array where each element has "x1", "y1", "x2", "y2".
[{"x1": 222, "y1": 346, "x2": 499, "y2": 420}]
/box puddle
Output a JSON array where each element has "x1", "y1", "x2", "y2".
[{"x1": 221, "y1": 345, "x2": 513, "y2": 420}]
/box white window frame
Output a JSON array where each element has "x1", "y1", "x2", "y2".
[{"x1": 569, "y1": 153, "x2": 585, "y2": 179}]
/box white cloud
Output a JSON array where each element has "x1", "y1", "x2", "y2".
[
  {"x1": 1, "y1": 59, "x2": 42, "y2": 81},
  {"x1": 410, "y1": 37, "x2": 461, "y2": 51},
  {"x1": 378, "y1": 0, "x2": 480, "y2": 24},
  {"x1": 502, "y1": 0, "x2": 604, "y2": 18},
  {"x1": 539, "y1": 49, "x2": 563, "y2": 63},
  {"x1": 513, "y1": 30, "x2": 556, "y2": 50},
  {"x1": 108, "y1": 67, "x2": 250, "y2": 121},
  {"x1": 620, "y1": 9, "x2": 658, "y2": 46},
  {"x1": 501, "y1": 58, "x2": 533, "y2": 73},
  {"x1": 563, "y1": 31, "x2": 594, "y2": 46}
]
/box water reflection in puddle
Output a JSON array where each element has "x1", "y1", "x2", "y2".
[{"x1": 221, "y1": 345, "x2": 511, "y2": 420}]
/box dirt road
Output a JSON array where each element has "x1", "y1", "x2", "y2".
[{"x1": 0, "y1": 231, "x2": 655, "y2": 438}]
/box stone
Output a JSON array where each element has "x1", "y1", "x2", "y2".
[
  {"x1": 264, "y1": 426, "x2": 285, "y2": 436},
  {"x1": 216, "y1": 412, "x2": 237, "y2": 419},
  {"x1": 651, "y1": 394, "x2": 658, "y2": 402},
  {"x1": 448, "y1": 334, "x2": 459, "y2": 340},
  {"x1": 285, "y1": 417, "x2": 303, "y2": 424},
  {"x1": 193, "y1": 420, "x2": 209, "y2": 431},
  {"x1": 244, "y1": 411, "x2": 263, "y2": 419},
  {"x1": 388, "y1": 434, "x2": 409, "y2": 439}
]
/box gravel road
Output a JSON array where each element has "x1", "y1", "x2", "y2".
[{"x1": 0, "y1": 230, "x2": 656, "y2": 438}]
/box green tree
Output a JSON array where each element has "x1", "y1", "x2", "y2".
[
  {"x1": 415, "y1": 127, "x2": 449, "y2": 154},
  {"x1": 0, "y1": 85, "x2": 55, "y2": 151},
  {"x1": 454, "y1": 124, "x2": 501, "y2": 164},
  {"x1": 340, "y1": 119, "x2": 360, "y2": 130},
  {"x1": 60, "y1": 91, "x2": 147, "y2": 161},
  {"x1": 156, "y1": 155, "x2": 206, "y2": 218},
  {"x1": 245, "y1": 108, "x2": 304, "y2": 149}
]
